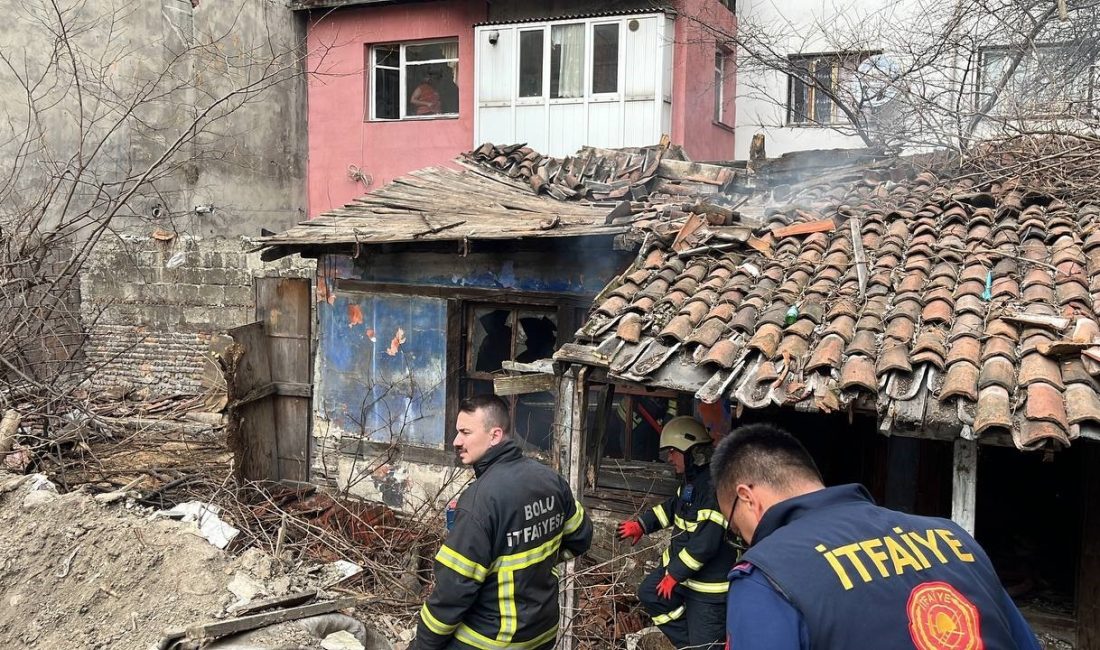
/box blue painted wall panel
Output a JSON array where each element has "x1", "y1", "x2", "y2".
[
  {"x1": 318, "y1": 289, "x2": 447, "y2": 447},
  {"x1": 317, "y1": 247, "x2": 630, "y2": 451}
]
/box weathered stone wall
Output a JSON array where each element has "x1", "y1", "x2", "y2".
[{"x1": 82, "y1": 236, "x2": 313, "y2": 394}]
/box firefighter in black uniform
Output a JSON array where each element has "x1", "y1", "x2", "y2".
[
  {"x1": 617, "y1": 416, "x2": 736, "y2": 649},
  {"x1": 413, "y1": 395, "x2": 593, "y2": 650},
  {"x1": 712, "y1": 424, "x2": 1041, "y2": 649}
]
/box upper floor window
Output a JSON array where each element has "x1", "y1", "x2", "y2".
[
  {"x1": 715, "y1": 48, "x2": 733, "y2": 124},
  {"x1": 513, "y1": 22, "x2": 621, "y2": 100},
  {"x1": 370, "y1": 39, "x2": 459, "y2": 121},
  {"x1": 787, "y1": 52, "x2": 867, "y2": 125},
  {"x1": 979, "y1": 43, "x2": 1096, "y2": 117},
  {"x1": 591, "y1": 23, "x2": 620, "y2": 94}
]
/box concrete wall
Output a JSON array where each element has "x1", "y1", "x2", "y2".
[
  {"x1": 82, "y1": 236, "x2": 313, "y2": 394},
  {"x1": 0, "y1": 0, "x2": 310, "y2": 393},
  {"x1": 730, "y1": 0, "x2": 920, "y2": 159},
  {"x1": 670, "y1": 0, "x2": 738, "y2": 161}
]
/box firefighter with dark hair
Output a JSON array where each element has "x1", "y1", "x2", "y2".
[
  {"x1": 711, "y1": 423, "x2": 1040, "y2": 649},
  {"x1": 413, "y1": 394, "x2": 593, "y2": 650},
  {"x1": 617, "y1": 416, "x2": 736, "y2": 649}
]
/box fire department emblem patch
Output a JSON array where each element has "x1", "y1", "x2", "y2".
[{"x1": 907, "y1": 581, "x2": 983, "y2": 650}]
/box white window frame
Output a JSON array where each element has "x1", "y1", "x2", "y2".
[
  {"x1": 517, "y1": 27, "x2": 546, "y2": 101},
  {"x1": 714, "y1": 49, "x2": 727, "y2": 124},
  {"x1": 589, "y1": 21, "x2": 622, "y2": 98},
  {"x1": 368, "y1": 38, "x2": 460, "y2": 122},
  {"x1": 474, "y1": 13, "x2": 668, "y2": 152}
]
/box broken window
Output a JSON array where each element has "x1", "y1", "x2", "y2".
[
  {"x1": 591, "y1": 23, "x2": 620, "y2": 94},
  {"x1": 369, "y1": 39, "x2": 459, "y2": 120},
  {"x1": 979, "y1": 43, "x2": 1096, "y2": 117},
  {"x1": 464, "y1": 304, "x2": 559, "y2": 451},
  {"x1": 519, "y1": 29, "x2": 544, "y2": 98},
  {"x1": 599, "y1": 392, "x2": 677, "y2": 462},
  {"x1": 786, "y1": 52, "x2": 867, "y2": 125}
]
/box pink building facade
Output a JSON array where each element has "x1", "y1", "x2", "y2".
[{"x1": 301, "y1": 1, "x2": 737, "y2": 217}]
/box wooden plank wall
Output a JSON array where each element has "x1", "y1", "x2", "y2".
[
  {"x1": 227, "y1": 322, "x2": 278, "y2": 480},
  {"x1": 255, "y1": 277, "x2": 312, "y2": 482}
]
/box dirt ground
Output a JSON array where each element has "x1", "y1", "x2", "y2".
[{"x1": 0, "y1": 472, "x2": 394, "y2": 650}]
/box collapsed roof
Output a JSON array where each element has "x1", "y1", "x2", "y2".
[
  {"x1": 556, "y1": 136, "x2": 1100, "y2": 451},
  {"x1": 261, "y1": 136, "x2": 1100, "y2": 451}
]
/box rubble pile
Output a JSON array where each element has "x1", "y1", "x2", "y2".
[
  {"x1": 568, "y1": 558, "x2": 647, "y2": 650},
  {"x1": 0, "y1": 471, "x2": 408, "y2": 649}
]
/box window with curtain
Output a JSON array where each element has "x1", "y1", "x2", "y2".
[
  {"x1": 550, "y1": 24, "x2": 584, "y2": 99},
  {"x1": 369, "y1": 39, "x2": 459, "y2": 120}
]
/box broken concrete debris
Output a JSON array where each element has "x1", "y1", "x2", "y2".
[{"x1": 0, "y1": 470, "x2": 396, "y2": 650}]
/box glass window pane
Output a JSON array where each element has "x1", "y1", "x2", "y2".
[
  {"x1": 406, "y1": 41, "x2": 456, "y2": 62},
  {"x1": 550, "y1": 24, "x2": 584, "y2": 98},
  {"x1": 471, "y1": 307, "x2": 513, "y2": 373},
  {"x1": 789, "y1": 59, "x2": 810, "y2": 123},
  {"x1": 519, "y1": 30, "x2": 544, "y2": 98},
  {"x1": 375, "y1": 67, "x2": 400, "y2": 119},
  {"x1": 514, "y1": 310, "x2": 557, "y2": 364},
  {"x1": 375, "y1": 45, "x2": 398, "y2": 68},
  {"x1": 592, "y1": 23, "x2": 619, "y2": 94},
  {"x1": 715, "y1": 52, "x2": 724, "y2": 121},
  {"x1": 406, "y1": 62, "x2": 458, "y2": 116},
  {"x1": 515, "y1": 391, "x2": 554, "y2": 451},
  {"x1": 813, "y1": 60, "x2": 834, "y2": 122}
]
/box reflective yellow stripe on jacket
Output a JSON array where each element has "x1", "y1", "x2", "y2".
[
  {"x1": 492, "y1": 500, "x2": 586, "y2": 642},
  {"x1": 683, "y1": 578, "x2": 730, "y2": 594},
  {"x1": 420, "y1": 603, "x2": 459, "y2": 636},
  {"x1": 455, "y1": 623, "x2": 559, "y2": 649},
  {"x1": 674, "y1": 509, "x2": 728, "y2": 533},
  {"x1": 563, "y1": 500, "x2": 585, "y2": 535},
  {"x1": 696, "y1": 509, "x2": 728, "y2": 527},
  {"x1": 678, "y1": 548, "x2": 703, "y2": 571},
  {"x1": 652, "y1": 503, "x2": 671, "y2": 528},
  {"x1": 436, "y1": 544, "x2": 489, "y2": 582}
]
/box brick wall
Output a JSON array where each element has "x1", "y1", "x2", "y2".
[{"x1": 81, "y1": 235, "x2": 314, "y2": 394}]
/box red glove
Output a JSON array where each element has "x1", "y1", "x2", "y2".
[
  {"x1": 656, "y1": 573, "x2": 678, "y2": 599},
  {"x1": 617, "y1": 520, "x2": 644, "y2": 545}
]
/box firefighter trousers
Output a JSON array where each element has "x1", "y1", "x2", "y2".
[{"x1": 638, "y1": 569, "x2": 725, "y2": 650}]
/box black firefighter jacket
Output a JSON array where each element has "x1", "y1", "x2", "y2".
[
  {"x1": 414, "y1": 440, "x2": 593, "y2": 650},
  {"x1": 639, "y1": 462, "x2": 738, "y2": 601}
]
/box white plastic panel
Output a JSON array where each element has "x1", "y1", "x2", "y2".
[
  {"x1": 476, "y1": 27, "x2": 515, "y2": 103},
  {"x1": 515, "y1": 104, "x2": 548, "y2": 152},
  {"x1": 478, "y1": 106, "x2": 514, "y2": 145},
  {"x1": 622, "y1": 100, "x2": 657, "y2": 147},
  {"x1": 548, "y1": 103, "x2": 586, "y2": 155},
  {"x1": 623, "y1": 17, "x2": 658, "y2": 98}
]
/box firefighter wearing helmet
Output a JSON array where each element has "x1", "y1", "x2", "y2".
[{"x1": 617, "y1": 416, "x2": 739, "y2": 649}]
